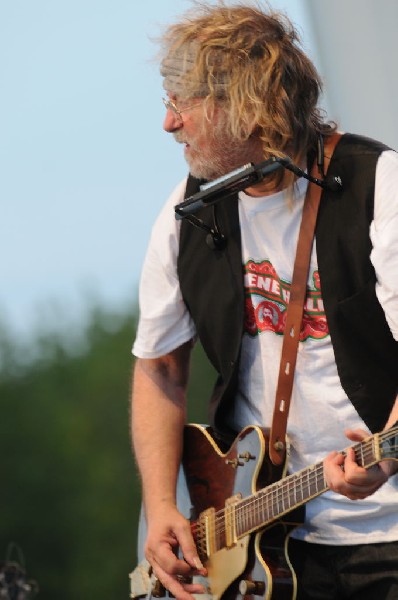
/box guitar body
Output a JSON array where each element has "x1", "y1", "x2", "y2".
[
  {"x1": 132, "y1": 425, "x2": 303, "y2": 600},
  {"x1": 182, "y1": 424, "x2": 303, "y2": 600}
]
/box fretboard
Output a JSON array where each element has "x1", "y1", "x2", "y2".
[
  {"x1": 234, "y1": 435, "x2": 379, "y2": 538},
  {"x1": 193, "y1": 426, "x2": 398, "y2": 557}
]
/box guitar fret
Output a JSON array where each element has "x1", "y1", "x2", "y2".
[
  {"x1": 259, "y1": 491, "x2": 268, "y2": 527},
  {"x1": 253, "y1": 495, "x2": 261, "y2": 529},
  {"x1": 292, "y1": 477, "x2": 300, "y2": 505},
  {"x1": 241, "y1": 504, "x2": 248, "y2": 533},
  {"x1": 284, "y1": 478, "x2": 293, "y2": 509},
  {"x1": 236, "y1": 502, "x2": 245, "y2": 537},
  {"x1": 354, "y1": 440, "x2": 374, "y2": 468},
  {"x1": 276, "y1": 492, "x2": 284, "y2": 517},
  {"x1": 359, "y1": 443, "x2": 365, "y2": 467},
  {"x1": 294, "y1": 472, "x2": 303, "y2": 504},
  {"x1": 309, "y1": 465, "x2": 319, "y2": 497}
]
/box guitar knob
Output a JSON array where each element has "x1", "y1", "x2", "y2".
[{"x1": 239, "y1": 579, "x2": 265, "y2": 596}]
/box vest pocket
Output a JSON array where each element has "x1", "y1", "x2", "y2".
[{"x1": 338, "y1": 277, "x2": 398, "y2": 377}]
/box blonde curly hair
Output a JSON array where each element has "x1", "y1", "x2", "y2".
[{"x1": 159, "y1": 1, "x2": 335, "y2": 166}]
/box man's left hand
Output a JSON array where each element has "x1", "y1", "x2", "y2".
[{"x1": 323, "y1": 428, "x2": 395, "y2": 500}]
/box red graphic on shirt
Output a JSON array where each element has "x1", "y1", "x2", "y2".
[{"x1": 244, "y1": 259, "x2": 329, "y2": 341}]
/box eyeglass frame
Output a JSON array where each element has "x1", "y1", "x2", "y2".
[{"x1": 162, "y1": 97, "x2": 203, "y2": 120}]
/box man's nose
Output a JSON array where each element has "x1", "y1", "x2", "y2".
[{"x1": 163, "y1": 109, "x2": 182, "y2": 132}]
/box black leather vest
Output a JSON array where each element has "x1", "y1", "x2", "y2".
[{"x1": 177, "y1": 134, "x2": 398, "y2": 435}]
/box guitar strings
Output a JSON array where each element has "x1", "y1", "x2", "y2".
[
  {"x1": 195, "y1": 435, "x2": 398, "y2": 547},
  {"x1": 231, "y1": 436, "x2": 398, "y2": 537},
  {"x1": 195, "y1": 464, "x2": 327, "y2": 548},
  {"x1": 193, "y1": 431, "x2": 398, "y2": 551}
]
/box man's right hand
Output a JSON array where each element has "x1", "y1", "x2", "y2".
[{"x1": 145, "y1": 503, "x2": 207, "y2": 600}]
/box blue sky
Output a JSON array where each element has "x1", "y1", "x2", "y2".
[{"x1": 0, "y1": 0, "x2": 312, "y2": 343}]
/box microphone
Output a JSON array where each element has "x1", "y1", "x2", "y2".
[
  {"x1": 175, "y1": 156, "x2": 342, "y2": 219},
  {"x1": 175, "y1": 158, "x2": 283, "y2": 219}
]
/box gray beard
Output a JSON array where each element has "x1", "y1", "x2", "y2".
[
  {"x1": 184, "y1": 138, "x2": 261, "y2": 181},
  {"x1": 173, "y1": 115, "x2": 263, "y2": 181}
]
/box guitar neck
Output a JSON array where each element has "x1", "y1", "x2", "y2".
[{"x1": 234, "y1": 430, "x2": 392, "y2": 538}]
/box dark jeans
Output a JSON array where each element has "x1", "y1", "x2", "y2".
[{"x1": 288, "y1": 538, "x2": 398, "y2": 599}]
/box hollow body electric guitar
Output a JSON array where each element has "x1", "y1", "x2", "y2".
[{"x1": 130, "y1": 423, "x2": 398, "y2": 600}]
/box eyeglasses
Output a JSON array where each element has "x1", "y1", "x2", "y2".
[{"x1": 162, "y1": 97, "x2": 202, "y2": 121}]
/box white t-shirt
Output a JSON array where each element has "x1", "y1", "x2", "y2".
[{"x1": 133, "y1": 150, "x2": 398, "y2": 545}]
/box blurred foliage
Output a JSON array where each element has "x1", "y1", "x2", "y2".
[{"x1": 0, "y1": 304, "x2": 215, "y2": 599}]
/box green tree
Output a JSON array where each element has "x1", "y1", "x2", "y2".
[{"x1": 0, "y1": 304, "x2": 215, "y2": 599}]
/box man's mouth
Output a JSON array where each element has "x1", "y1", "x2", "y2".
[{"x1": 174, "y1": 133, "x2": 191, "y2": 147}]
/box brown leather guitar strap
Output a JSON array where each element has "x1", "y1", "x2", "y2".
[{"x1": 269, "y1": 133, "x2": 342, "y2": 465}]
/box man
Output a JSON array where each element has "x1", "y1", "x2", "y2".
[{"x1": 131, "y1": 2, "x2": 398, "y2": 599}]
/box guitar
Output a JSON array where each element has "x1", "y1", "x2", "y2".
[{"x1": 129, "y1": 422, "x2": 398, "y2": 600}]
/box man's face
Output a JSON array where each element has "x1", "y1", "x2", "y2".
[{"x1": 163, "y1": 94, "x2": 261, "y2": 181}]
